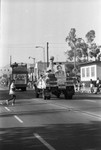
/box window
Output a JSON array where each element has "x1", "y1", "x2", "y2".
[
  {"x1": 86, "y1": 67, "x2": 90, "y2": 77},
  {"x1": 82, "y1": 68, "x2": 85, "y2": 77},
  {"x1": 91, "y1": 66, "x2": 95, "y2": 77}
]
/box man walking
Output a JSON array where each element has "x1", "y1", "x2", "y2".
[
  {"x1": 96, "y1": 77, "x2": 100, "y2": 93},
  {"x1": 6, "y1": 80, "x2": 16, "y2": 105}
]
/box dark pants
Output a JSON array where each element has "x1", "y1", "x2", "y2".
[
  {"x1": 96, "y1": 84, "x2": 100, "y2": 92},
  {"x1": 8, "y1": 94, "x2": 16, "y2": 103}
]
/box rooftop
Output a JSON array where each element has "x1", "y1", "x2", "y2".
[{"x1": 79, "y1": 61, "x2": 101, "y2": 67}]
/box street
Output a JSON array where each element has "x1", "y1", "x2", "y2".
[{"x1": 0, "y1": 88, "x2": 101, "y2": 150}]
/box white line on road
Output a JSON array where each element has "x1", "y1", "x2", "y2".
[
  {"x1": 34, "y1": 133, "x2": 56, "y2": 150},
  {"x1": 46, "y1": 102, "x2": 101, "y2": 120},
  {"x1": 5, "y1": 107, "x2": 11, "y2": 111},
  {"x1": 48, "y1": 103, "x2": 73, "y2": 111},
  {"x1": 14, "y1": 115, "x2": 23, "y2": 123},
  {"x1": 4, "y1": 106, "x2": 23, "y2": 123},
  {"x1": 84, "y1": 100, "x2": 96, "y2": 103},
  {"x1": 81, "y1": 111, "x2": 101, "y2": 120}
]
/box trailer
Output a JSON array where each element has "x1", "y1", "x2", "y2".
[{"x1": 11, "y1": 62, "x2": 28, "y2": 91}]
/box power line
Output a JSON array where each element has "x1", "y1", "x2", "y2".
[{"x1": 49, "y1": 42, "x2": 67, "y2": 45}]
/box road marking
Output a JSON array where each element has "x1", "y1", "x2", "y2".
[
  {"x1": 5, "y1": 107, "x2": 10, "y2": 112},
  {"x1": 84, "y1": 100, "x2": 96, "y2": 103},
  {"x1": 14, "y1": 115, "x2": 23, "y2": 123},
  {"x1": 5, "y1": 107, "x2": 23, "y2": 123},
  {"x1": 81, "y1": 111, "x2": 101, "y2": 120},
  {"x1": 48, "y1": 103, "x2": 73, "y2": 111},
  {"x1": 34, "y1": 133, "x2": 56, "y2": 150},
  {"x1": 46, "y1": 102, "x2": 101, "y2": 120}
]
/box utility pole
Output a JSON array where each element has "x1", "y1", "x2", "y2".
[
  {"x1": 47, "y1": 42, "x2": 49, "y2": 67},
  {"x1": 29, "y1": 57, "x2": 35, "y2": 83},
  {"x1": 10, "y1": 55, "x2": 12, "y2": 67},
  {"x1": 35, "y1": 46, "x2": 45, "y2": 71},
  {"x1": 74, "y1": 48, "x2": 76, "y2": 70}
]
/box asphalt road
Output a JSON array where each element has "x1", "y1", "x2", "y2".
[{"x1": 0, "y1": 87, "x2": 101, "y2": 150}]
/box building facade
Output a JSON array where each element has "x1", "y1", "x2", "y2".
[{"x1": 80, "y1": 61, "x2": 101, "y2": 82}]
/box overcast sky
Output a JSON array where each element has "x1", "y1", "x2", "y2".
[{"x1": 0, "y1": 0, "x2": 101, "y2": 67}]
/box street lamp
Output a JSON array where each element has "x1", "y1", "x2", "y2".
[
  {"x1": 35, "y1": 46, "x2": 45, "y2": 71},
  {"x1": 29, "y1": 57, "x2": 35, "y2": 82},
  {"x1": 29, "y1": 56, "x2": 35, "y2": 64}
]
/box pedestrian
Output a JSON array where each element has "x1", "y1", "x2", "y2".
[
  {"x1": 90, "y1": 79, "x2": 94, "y2": 93},
  {"x1": 82, "y1": 82, "x2": 85, "y2": 93},
  {"x1": 37, "y1": 75, "x2": 46, "y2": 89},
  {"x1": 6, "y1": 80, "x2": 16, "y2": 105},
  {"x1": 77, "y1": 80, "x2": 81, "y2": 92},
  {"x1": 96, "y1": 77, "x2": 100, "y2": 93}
]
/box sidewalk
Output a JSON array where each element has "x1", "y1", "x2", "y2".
[
  {"x1": 77, "y1": 86, "x2": 101, "y2": 94},
  {"x1": 81, "y1": 87, "x2": 90, "y2": 93}
]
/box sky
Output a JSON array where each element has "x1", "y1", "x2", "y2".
[{"x1": 0, "y1": 0, "x2": 101, "y2": 67}]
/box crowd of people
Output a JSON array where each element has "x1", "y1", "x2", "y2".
[
  {"x1": 74, "y1": 77, "x2": 101, "y2": 94},
  {"x1": 89, "y1": 77, "x2": 100, "y2": 94}
]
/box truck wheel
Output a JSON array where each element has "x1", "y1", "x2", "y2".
[
  {"x1": 22, "y1": 87, "x2": 26, "y2": 91},
  {"x1": 47, "y1": 95, "x2": 51, "y2": 100},
  {"x1": 57, "y1": 93, "x2": 60, "y2": 98},
  {"x1": 64, "y1": 93, "x2": 68, "y2": 99},
  {"x1": 68, "y1": 95, "x2": 73, "y2": 99},
  {"x1": 36, "y1": 92, "x2": 39, "y2": 98},
  {"x1": 43, "y1": 95, "x2": 46, "y2": 100}
]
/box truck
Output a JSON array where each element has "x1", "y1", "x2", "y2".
[
  {"x1": 35, "y1": 56, "x2": 75, "y2": 99},
  {"x1": 10, "y1": 62, "x2": 28, "y2": 91}
]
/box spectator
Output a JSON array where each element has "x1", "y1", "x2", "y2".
[
  {"x1": 82, "y1": 82, "x2": 85, "y2": 93},
  {"x1": 96, "y1": 77, "x2": 100, "y2": 93},
  {"x1": 37, "y1": 75, "x2": 46, "y2": 89},
  {"x1": 90, "y1": 79, "x2": 94, "y2": 93}
]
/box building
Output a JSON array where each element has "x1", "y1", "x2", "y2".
[
  {"x1": 80, "y1": 61, "x2": 101, "y2": 83},
  {"x1": 0, "y1": 65, "x2": 12, "y2": 77}
]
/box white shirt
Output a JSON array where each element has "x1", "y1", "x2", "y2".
[
  {"x1": 37, "y1": 78, "x2": 46, "y2": 89},
  {"x1": 9, "y1": 83, "x2": 15, "y2": 95}
]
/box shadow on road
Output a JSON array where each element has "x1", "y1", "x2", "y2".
[
  {"x1": 0, "y1": 121, "x2": 101, "y2": 150},
  {"x1": 0, "y1": 90, "x2": 35, "y2": 100},
  {"x1": 0, "y1": 89, "x2": 101, "y2": 101}
]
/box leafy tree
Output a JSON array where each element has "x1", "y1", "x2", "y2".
[
  {"x1": 85, "y1": 30, "x2": 101, "y2": 61},
  {"x1": 89, "y1": 43, "x2": 100, "y2": 60},
  {"x1": 85, "y1": 30, "x2": 95, "y2": 43},
  {"x1": 65, "y1": 63, "x2": 74, "y2": 72},
  {"x1": 65, "y1": 29, "x2": 101, "y2": 62},
  {"x1": 65, "y1": 28, "x2": 88, "y2": 62}
]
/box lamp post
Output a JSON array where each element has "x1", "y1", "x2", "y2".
[
  {"x1": 29, "y1": 56, "x2": 35, "y2": 65},
  {"x1": 29, "y1": 57, "x2": 35, "y2": 82},
  {"x1": 35, "y1": 46, "x2": 45, "y2": 71}
]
